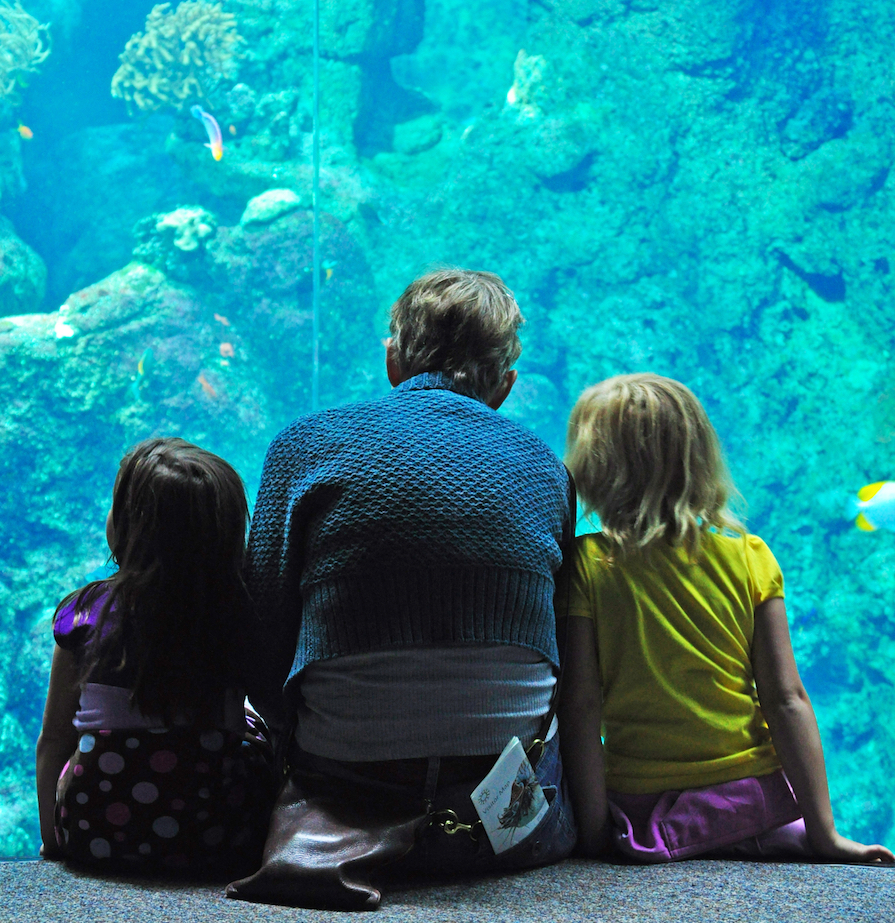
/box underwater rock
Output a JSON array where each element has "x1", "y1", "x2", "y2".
[
  {"x1": 0, "y1": 260, "x2": 276, "y2": 525},
  {"x1": 560, "y1": 280, "x2": 708, "y2": 399},
  {"x1": 221, "y1": 81, "x2": 257, "y2": 124},
  {"x1": 799, "y1": 128, "x2": 892, "y2": 214},
  {"x1": 772, "y1": 247, "x2": 846, "y2": 303},
  {"x1": 240, "y1": 187, "x2": 302, "y2": 226},
  {"x1": 538, "y1": 151, "x2": 598, "y2": 194},
  {"x1": 354, "y1": 58, "x2": 436, "y2": 157},
  {"x1": 310, "y1": 61, "x2": 365, "y2": 152},
  {"x1": 780, "y1": 87, "x2": 853, "y2": 161},
  {"x1": 6, "y1": 116, "x2": 210, "y2": 307},
  {"x1": 390, "y1": 0, "x2": 525, "y2": 126},
  {"x1": 0, "y1": 216, "x2": 46, "y2": 316},
  {"x1": 496, "y1": 15, "x2": 674, "y2": 190},
  {"x1": 392, "y1": 114, "x2": 443, "y2": 156},
  {"x1": 227, "y1": 88, "x2": 301, "y2": 162},
  {"x1": 626, "y1": 0, "x2": 748, "y2": 76},
  {"x1": 225, "y1": 0, "x2": 425, "y2": 160},
  {"x1": 0, "y1": 130, "x2": 25, "y2": 203},
  {"x1": 226, "y1": 0, "x2": 422, "y2": 60},
  {"x1": 221, "y1": 59, "x2": 363, "y2": 159},
  {"x1": 205, "y1": 207, "x2": 378, "y2": 411},
  {"x1": 540, "y1": 0, "x2": 621, "y2": 24}
]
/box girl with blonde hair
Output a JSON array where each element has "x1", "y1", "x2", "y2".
[{"x1": 558, "y1": 373, "x2": 893, "y2": 863}]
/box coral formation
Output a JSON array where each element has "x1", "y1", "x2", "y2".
[
  {"x1": 0, "y1": 216, "x2": 46, "y2": 315},
  {"x1": 155, "y1": 205, "x2": 216, "y2": 251},
  {"x1": 132, "y1": 205, "x2": 217, "y2": 281},
  {"x1": 111, "y1": 1, "x2": 242, "y2": 113},
  {"x1": 240, "y1": 188, "x2": 302, "y2": 226},
  {"x1": 0, "y1": 0, "x2": 50, "y2": 101},
  {"x1": 505, "y1": 50, "x2": 548, "y2": 116}
]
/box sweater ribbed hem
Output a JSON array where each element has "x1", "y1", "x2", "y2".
[{"x1": 293, "y1": 567, "x2": 560, "y2": 674}]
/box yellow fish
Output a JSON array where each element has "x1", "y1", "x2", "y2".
[
  {"x1": 137, "y1": 347, "x2": 152, "y2": 377},
  {"x1": 853, "y1": 481, "x2": 895, "y2": 531},
  {"x1": 130, "y1": 347, "x2": 153, "y2": 400}
]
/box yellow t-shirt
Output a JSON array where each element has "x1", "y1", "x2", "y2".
[{"x1": 557, "y1": 531, "x2": 785, "y2": 794}]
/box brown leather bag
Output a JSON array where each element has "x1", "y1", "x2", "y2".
[{"x1": 226, "y1": 769, "x2": 430, "y2": 910}]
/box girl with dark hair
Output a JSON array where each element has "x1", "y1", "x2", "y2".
[{"x1": 36, "y1": 438, "x2": 273, "y2": 873}]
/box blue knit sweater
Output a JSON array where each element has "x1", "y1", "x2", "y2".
[{"x1": 246, "y1": 372, "x2": 574, "y2": 701}]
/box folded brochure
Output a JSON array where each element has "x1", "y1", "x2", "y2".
[{"x1": 470, "y1": 736, "x2": 549, "y2": 854}]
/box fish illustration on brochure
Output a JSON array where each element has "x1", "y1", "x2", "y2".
[{"x1": 471, "y1": 736, "x2": 549, "y2": 854}]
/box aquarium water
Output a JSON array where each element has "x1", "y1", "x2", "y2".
[{"x1": 1, "y1": 0, "x2": 894, "y2": 857}]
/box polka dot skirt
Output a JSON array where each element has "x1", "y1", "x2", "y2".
[{"x1": 55, "y1": 724, "x2": 275, "y2": 873}]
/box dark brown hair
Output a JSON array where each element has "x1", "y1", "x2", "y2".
[{"x1": 56, "y1": 438, "x2": 251, "y2": 721}]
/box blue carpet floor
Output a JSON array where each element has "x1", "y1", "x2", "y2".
[{"x1": 1, "y1": 858, "x2": 892, "y2": 922}]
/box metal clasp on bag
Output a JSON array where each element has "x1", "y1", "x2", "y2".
[
  {"x1": 430, "y1": 808, "x2": 482, "y2": 841},
  {"x1": 526, "y1": 737, "x2": 546, "y2": 767}
]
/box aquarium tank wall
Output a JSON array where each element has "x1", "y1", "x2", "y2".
[{"x1": 1, "y1": 0, "x2": 894, "y2": 857}]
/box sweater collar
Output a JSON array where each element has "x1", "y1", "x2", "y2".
[{"x1": 393, "y1": 371, "x2": 484, "y2": 401}]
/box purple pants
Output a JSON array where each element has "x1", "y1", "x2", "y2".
[{"x1": 608, "y1": 768, "x2": 807, "y2": 862}]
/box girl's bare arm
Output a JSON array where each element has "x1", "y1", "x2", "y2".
[
  {"x1": 557, "y1": 615, "x2": 611, "y2": 857},
  {"x1": 35, "y1": 646, "x2": 81, "y2": 859},
  {"x1": 752, "y1": 597, "x2": 894, "y2": 863}
]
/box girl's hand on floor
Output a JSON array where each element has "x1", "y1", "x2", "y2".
[{"x1": 811, "y1": 831, "x2": 895, "y2": 864}]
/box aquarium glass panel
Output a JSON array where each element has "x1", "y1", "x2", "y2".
[{"x1": 1, "y1": 0, "x2": 894, "y2": 857}]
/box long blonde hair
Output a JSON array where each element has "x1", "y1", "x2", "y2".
[{"x1": 566, "y1": 374, "x2": 743, "y2": 557}]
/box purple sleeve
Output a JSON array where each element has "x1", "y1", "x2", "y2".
[{"x1": 53, "y1": 590, "x2": 107, "y2": 654}]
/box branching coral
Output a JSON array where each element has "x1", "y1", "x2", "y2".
[
  {"x1": 0, "y1": 0, "x2": 50, "y2": 99},
  {"x1": 111, "y1": 1, "x2": 242, "y2": 114}
]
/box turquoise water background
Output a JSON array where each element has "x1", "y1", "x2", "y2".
[{"x1": 1, "y1": 0, "x2": 894, "y2": 856}]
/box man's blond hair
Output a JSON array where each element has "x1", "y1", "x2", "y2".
[{"x1": 389, "y1": 268, "x2": 522, "y2": 401}]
